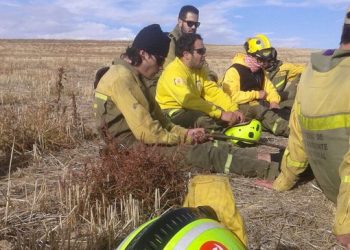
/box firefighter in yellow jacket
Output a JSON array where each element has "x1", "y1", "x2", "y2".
[
  {"x1": 273, "y1": 8, "x2": 350, "y2": 249},
  {"x1": 156, "y1": 33, "x2": 243, "y2": 131},
  {"x1": 94, "y1": 24, "x2": 279, "y2": 180},
  {"x1": 220, "y1": 34, "x2": 290, "y2": 137},
  {"x1": 264, "y1": 47, "x2": 305, "y2": 104}
]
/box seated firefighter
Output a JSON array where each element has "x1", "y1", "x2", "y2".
[
  {"x1": 165, "y1": 5, "x2": 218, "y2": 82},
  {"x1": 272, "y1": 8, "x2": 350, "y2": 248},
  {"x1": 220, "y1": 34, "x2": 290, "y2": 137},
  {"x1": 156, "y1": 33, "x2": 243, "y2": 131},
  {"x1": 263, "y1": 46, "x2": 305, "y2": 106},
  {"x1": 93, "y1": 24, "x2": 279, "y2": 180}
]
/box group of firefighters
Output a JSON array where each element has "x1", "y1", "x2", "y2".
[{"x1": 93, "y1": 4, "x2": 350, "y2": 250}]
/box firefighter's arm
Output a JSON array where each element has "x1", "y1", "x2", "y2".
[
  {"x1": 282, "y1": 62, "x2": 305, "y2": 82},
  {"x1": 264, "y1": 75, "x2": 281, "y2": 104},
  {"x1": 111, "y1": 75, "x2": 189, "y2": 145},
  {"x1": 202, "y1": 79, "x2": 238, "y2": 112},
  {"x1": 333, "y1": 151, "x2": 350, "y2": 237},
  {"x1": 273, "y1": 102, "x2": 308, "y2": 191},
  {"x1": 221, "y1": 67, "x2": 260, "y2": 104}
]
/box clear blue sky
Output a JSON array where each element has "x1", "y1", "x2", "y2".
[{"x1": 1, "y1": 0, "x2": 349, "y2": 49}]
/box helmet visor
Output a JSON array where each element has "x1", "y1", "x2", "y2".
[{"x1": 253, "y1": 47, "x2": 277, "y2": 63}]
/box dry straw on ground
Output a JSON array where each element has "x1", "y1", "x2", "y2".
[{"x1": 0, "y1": 40, "x2": 343, "y2": 249}]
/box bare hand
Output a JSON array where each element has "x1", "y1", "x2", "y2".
[
  {"x1": 187, "y1": 128, "x2": 207, "y2": 144},
  {"x1": 254, "y1": 179, "x2": 274, "y2": 189},
  {"x1": 258, "y1": 90, "x2": 267, "y2": 100},
  {"x1": 220, "y1": 111, "x2": 245, "y2": 126},
  {"x1": 336, "y1": 234, "x2": 350, "y2": 249},
  {"x1": 269, "y1": 102, "x2": 280, "y2": 109}
]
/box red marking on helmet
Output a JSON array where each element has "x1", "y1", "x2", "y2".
[{"x1": 200, "y1": 241, "x2": 228, "y2": 250}]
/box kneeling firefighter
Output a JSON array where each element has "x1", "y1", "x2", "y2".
[{"x1": 117, "y1": 175, "x2": 248, "y2": 249}]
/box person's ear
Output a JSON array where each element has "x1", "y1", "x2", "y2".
[
  {"x1": 139, "y1": 50, "x2": 150, "y2": 60},
  {"x1": 183, "y1": 50, "x2": 192, "y2": 59}
]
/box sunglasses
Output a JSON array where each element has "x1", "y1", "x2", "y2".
[
  {"x1": 193, "y1": 47, "x2": 206, "y2": 55},
  {"x1": 154, "y1": 54, "x2": 165, "y2": 66},
  {"x1": 181, "y1": 19, "x2": 200, "y2": 28}
]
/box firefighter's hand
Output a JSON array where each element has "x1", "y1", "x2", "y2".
[
  {"x1": 221, "y1": 111, "x2": 245, "y2": 126},
  {"x1": 269, "y1": 102, "x2": 280, "y2": 109},
  {"x1": 187, "y1": 128, "x2": 207, "y2": 144},
  {"x1": 254, "y1": 179, "x2": 274, "y2": 189},
  {"x1": 258, "y1": 90, "x2": 267, "y2": 100},
  {"x1": 336, "y1": 234, "x2": 350, "y2": 249}
]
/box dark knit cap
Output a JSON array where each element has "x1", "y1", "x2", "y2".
[
  {"x1": 132, "y1": 24, "x2": 170, "y2": 57},
  {"x1": 341, "y1": 7, "x2": 350, "y2": 44}
]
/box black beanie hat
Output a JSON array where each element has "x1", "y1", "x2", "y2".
[
  {"x1": 132, "y1": 24, "x2": 170, "y2": 58},
  {"x1": 340, "y1": 7, "x2": 350, "y2": 44}
]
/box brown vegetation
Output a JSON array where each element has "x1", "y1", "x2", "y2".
[{"x1": 0, "y1": 40, "x2": 342, "y2": 249}]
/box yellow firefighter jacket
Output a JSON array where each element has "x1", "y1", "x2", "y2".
[
  {"x1": 156, "y1": 57, "x2": 237, "y2": 119},
  {"x1": 273, "y1": 49, "x2": 350, "y2": 236},
  {"x1": 94, "y1": 59, "x2": 190, "y2": 145},
  {"x1": 268, "y1": 61, "x2": 305, "y2": 92},
  {"x1": 220, "y1": 53, "x2": 281, "y2": 105}
]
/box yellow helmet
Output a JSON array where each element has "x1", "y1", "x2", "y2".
[
  {"x1": 224, "y1": 119, "x2": 262, "y2": 145},
  {"x1": 244, "y1": 34, "x2": 271, "y2": 54},
  {"x1": 117, "y1": 206, "x2": 246, "y2": 250}
]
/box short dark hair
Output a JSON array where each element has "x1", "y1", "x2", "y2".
[
  {"x1": 175, "y1": 33, "x2": 203, "y2": 58},
  {"x1": 121, "y1": 47, "x2": 142, "y2": 66},
  {"x1": 178, "y1": 5, "x2": 199, "y2": 20}
]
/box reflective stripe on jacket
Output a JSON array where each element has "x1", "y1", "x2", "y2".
[
  {"x1": 94, "y1": 59, "x2": 189, "y2": 145},
  {"x1": 156, "y1": 57, "x2": 237, "y2": 119},
  {"x1": 269, "y1": 62, "x2": 305, "y2": 92},
  {"x1": 273, "y1": 49, "x2": 350, "y2": 236}
]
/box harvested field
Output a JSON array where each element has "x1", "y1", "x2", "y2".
[{"x1": 0, "y1": 40, "x2": 342, "y2": 249}]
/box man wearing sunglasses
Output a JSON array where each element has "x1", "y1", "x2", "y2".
[
  {"x1": 219, "y1": 34, "x2": 290, "y2": 137},
  {"x1": 94, "y1": 24, "x2": 280, "y2": 181},
  {"x1": 164, "y1": 5, "x2": 218, "y2": 82},
  {"x1": 156, "y1": 33, "x2": 244, "y2": 130}
]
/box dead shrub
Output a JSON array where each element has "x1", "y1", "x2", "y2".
[
  {"x1": 0, "y1": 65, "x2": 96, "y2": 175},
  {"x1": 0, "y1": 101, "x2": 89, "y2": 175},
  {"x1": 70, "y1": 142, "x2": 187, "y2": 217}
]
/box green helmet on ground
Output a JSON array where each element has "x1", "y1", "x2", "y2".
[
  {"x1": 224, "y1": 119, "x2": 262, "y2": 145},
  {"x1": 116, "y1": 206, "x2": 246, "y2": 250}
]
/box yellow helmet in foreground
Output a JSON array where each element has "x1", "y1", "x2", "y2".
[
  {"x1": 116, "y1": 206, "x2": 246, "y2": 250},
  {"x1": 244, "y1": 34, "x2": 271, "y2": 54},
  {"x1": 224, "y1": 119, "x2": 262, "y2": 144}
]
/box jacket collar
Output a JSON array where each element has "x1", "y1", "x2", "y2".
[
  {"x1": 112, "y1": 58, "x2": 140, "y2": 76},
  {"x1": 170, "y1": 25, "x2": 183, "y2": 40}
]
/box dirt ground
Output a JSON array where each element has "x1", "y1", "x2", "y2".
[{"x1": 0, "y1": 40, "x2": 343, "y2": 249}]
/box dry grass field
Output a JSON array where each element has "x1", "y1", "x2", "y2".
[{"x1": 0, "y1": 39, "x2": 343, "y2": 249}]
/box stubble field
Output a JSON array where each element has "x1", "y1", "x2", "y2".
[{"x1": 0, "y1": 39, "x2": 343, "y2": 249}]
